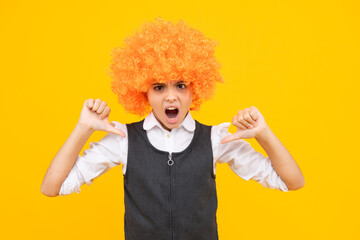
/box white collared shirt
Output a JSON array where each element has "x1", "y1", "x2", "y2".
[{"x1": 59, "y1": 111, "x2": 289, "y2": 195}]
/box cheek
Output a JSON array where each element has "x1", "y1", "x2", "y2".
[
  {"x1": 147, "y1": 92, "x2": 162, "y2": 110},
  {"x1": 147, "y1": 90, "x2": 155, "y2": 102},
  {"x1": 146, "y1": 92, "x2": 154, "y2": 108},
  {"x1": 186, "y1": 90, "x2": 194, "y2": 105}
]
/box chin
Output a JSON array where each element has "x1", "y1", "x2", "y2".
[{"x1": 161, "y1": 118, "x2": 180, "y2": 131}]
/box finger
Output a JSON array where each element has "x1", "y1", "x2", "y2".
[
  {"x1": 221, "y1": 134, "x2": 239, "y2": 144},
  {"x1": 92, "y1": 99, "x2": 102, "y2": 112},
  {"x1": 86, "y1": 99, "x2": 94, "y2": 108},
  {"x1": 108, "y1": 127, "x2": 126, "y2": 137},
  {"x1": 232, "y1": 116, "x2": 247, "y2": 130},
  {"x1": 249, "y1": 106, "x2": 258, "y2": 121},
  {"x1": 97, "y1": 101, "x2": 107, "y2": 114},
  {"x1": 107, "y1": 122, "x2": 126, "y2": 137},
  {"x1": 237, "y1": 112, "x2": 254, "y2": 129},
  {"x1": 99, "y1": 106, "x2": 110, "y2": 120},
  {"x1": 235, "y1": 111, "x2": 252, "y2": 129},
  {"x1": 243, "y1": 111, "x2": 256, "y2": 127}
]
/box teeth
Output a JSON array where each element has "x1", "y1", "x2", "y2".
[{"x1": 167, "y1": 107, "x2": 177, "y2": 110}]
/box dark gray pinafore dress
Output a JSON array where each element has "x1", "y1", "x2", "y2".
[{"x1": 124, "y1": 120, "x2": 219, "y2": 240}]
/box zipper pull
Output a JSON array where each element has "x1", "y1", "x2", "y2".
[{"x1": 168, "y1": 152, "x2": 174, "y2": 166}]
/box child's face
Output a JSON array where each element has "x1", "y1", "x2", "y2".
[{"x1": 147, "y1": 80, "x2": 194, "y2": 131}]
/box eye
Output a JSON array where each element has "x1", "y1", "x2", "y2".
[
  {"x1": 177, "y1": 83, "x2": 187, "y2": 89},
  {"x1": 154, "y1": 85, "x2": 164, "y2": 91}
]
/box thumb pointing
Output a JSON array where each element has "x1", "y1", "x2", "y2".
[
  {"x1": 107, "y1": 122, "x2": 126, "y2": 137},
  {"x1": 221, "y1": 134, "x2": 238, "y2": 144}
]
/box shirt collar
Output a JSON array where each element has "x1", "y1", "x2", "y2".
[{"x1": 143, "y1": 110, "x2": 196, "y2": 132}]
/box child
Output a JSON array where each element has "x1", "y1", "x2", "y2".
[{"x1": 41, "y1": 18, "x2": 304, "y2": 240}]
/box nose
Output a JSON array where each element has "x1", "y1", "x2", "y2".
[{"x1": 165, "y1": 87, "x2": 177, "y2": 102}]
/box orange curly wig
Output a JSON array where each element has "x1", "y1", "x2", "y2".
[{"x1": 108, "y1": 17, "x2": 223, "y2": 116}]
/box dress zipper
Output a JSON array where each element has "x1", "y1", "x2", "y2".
[{"x1": 168, "y1": 152, "x2": 174, "y2": 240}]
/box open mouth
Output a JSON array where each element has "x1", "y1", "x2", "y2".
[{"x1": 165, "y1": 107, "x2": 179, "y2": 119}]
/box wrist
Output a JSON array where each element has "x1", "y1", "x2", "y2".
[
  {"x1": 255, "y1": 126, "x2": 273, "y2": 143},
  {"x1": 76, "y1": 122, "x2": 95, "y2": 134}
]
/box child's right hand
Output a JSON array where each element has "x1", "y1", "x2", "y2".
[{"x1": 77, "y1": 99, "x2": 126, "y2": 137}]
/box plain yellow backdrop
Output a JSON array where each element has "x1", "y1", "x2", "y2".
[{"x1": 1, "y1": 0, "x2": 359, "y2": 239}]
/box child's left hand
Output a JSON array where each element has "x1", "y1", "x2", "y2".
[{"x1": 221, "y1": 106, "x2": 269, "y2": 144}]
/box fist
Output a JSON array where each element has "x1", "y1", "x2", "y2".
[
  {"x1": 78, "y1": 98, "x2": 126, "y2": 137},
  {"x1": 221, "y1": 106, "x2": 269, "y2": 144}
]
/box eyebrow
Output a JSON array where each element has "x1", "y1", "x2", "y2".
[
  {"x1": 152, "y1": 82, "x2": 165, "y2": 86},
  {"x1": 152, "y1": 80, "x2": 188, "y2": 86}
]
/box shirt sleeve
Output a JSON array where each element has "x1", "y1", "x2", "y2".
[
  {"x1": 59, "y1": 121, "x2": 128, "y2": 196},
  {"x1": 211, "y1": 123, "x2": 289, "y2": 192}
]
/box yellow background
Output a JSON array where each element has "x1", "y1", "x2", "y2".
[{"x1": 1, "y1": 0, "x2": 359, "y2": 239}]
